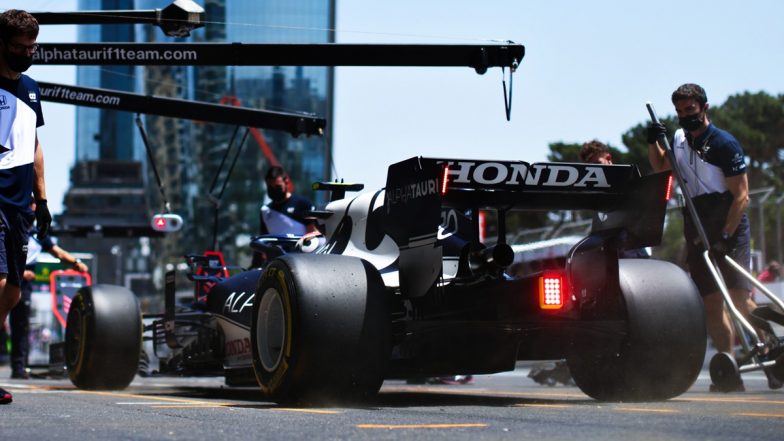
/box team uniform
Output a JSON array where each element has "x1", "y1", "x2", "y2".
[
  {"x1": 620, "y1": 247, "x2": 650, "y2": 259},
  {"x1": 258, "y1": 194, "x2": 315, "y2": 236},
  {"x1": 0, "y1": 74, "x2": 43, "y2": 288},
  {"x1": 672, "y1": 123, "x2": 751, "y2": 296},
  {"x1": 251, "y1": 194, "x2": 315, "y2": 267}
]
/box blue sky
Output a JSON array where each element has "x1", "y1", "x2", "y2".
[{"x1": 4, "y1": 0, "x2": 784, "y2": 215}]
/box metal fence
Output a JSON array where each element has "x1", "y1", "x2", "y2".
[{"x1": 504, "y1": 185, "x2": 782, "y2": 270}]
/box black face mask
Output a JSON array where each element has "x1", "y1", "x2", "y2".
[
  {"x1": 678, "y1": 111, "x2": 705, "y2": 132},
  {"x1": 3, "y1": 46, "x2": 33, "y2": 73},
  {"x1": 267, "y1": 186, "x2": 286, "y2": 202}
]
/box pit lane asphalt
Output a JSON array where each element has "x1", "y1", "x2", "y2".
[{"x1": 1, "y1": 363, "x2": 782, "y2": 441}]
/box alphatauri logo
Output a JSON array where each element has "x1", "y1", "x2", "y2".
[
  {"x1": 442, "y1": 161, "x2": 611, "y2": 188},
  {"x1": 386, "y1": 178, "x2": 439, "y2": 205}
]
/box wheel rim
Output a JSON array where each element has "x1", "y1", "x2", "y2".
[
  {"x1": 710, "y1": 352, "x2": 741, "y2": 390},
  {"x1": 257, "y1": 287, "x2": 286, "y2": 372}
]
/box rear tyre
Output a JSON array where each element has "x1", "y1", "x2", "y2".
[
  {"x1": 251, "y1": 254, "x2": 389, "y2": 405},
  {"x1": 568, "y1": 259, "x2": 706, "y2": 401},
  {"x1": 65, "y1": 284, "x2": 142, "y2": 390}
]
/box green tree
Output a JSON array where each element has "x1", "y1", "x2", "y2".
[
  {"x1": 620, "y1": 116, "x2": 679, "y2": 176},
  {"x1": 546, "y1": 141, "x2": 626, "y2": 164},
  {"x1": 538, "y1": 91, "x2": 784, "y2": 265},
  {"x1": 620, "y1": 91, "x2": 784, "y2": 265},
  {"x1": 710, "y1": 92, "x2": 784, "y2": 189}
]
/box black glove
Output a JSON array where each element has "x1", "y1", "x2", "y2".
[
  {"x1": 710, "y1": 233, "x2": 731, "y2": 258},
  {"x1": 35, "y1": 199, "x2": 52, "y2": 240},
  {"x1": 646, "y1": 122, "x2": 667, "y2": 144}
]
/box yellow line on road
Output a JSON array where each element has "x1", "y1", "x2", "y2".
[
  {"x1": 36, "y1": 384, "x2": 784, "y2": 415},
  {"x1": 356, "y1": 423, "x2": 488, "y2": 429},
  {"x1": 675, "y1": 396, "x2": 784, "y2": 405},
  {"x1": 75, "y1": 389, "x2": 340, "y2": 413},
  {"x1": 516, "y1": 403, "x2": 572, "y2": 409},
  {"x1": 151, "y1": 405, "x2": 228, "y2": 409},
  {"x1": 76, "y1": 390, "x2": 228, "y2": 406},
  {"x1": 386, "y1": 386, "x2": 586, "y2": 399},
  {"x1": 732, "y1": 412, "x2": 784, "y2": 418},
  {"x1": 491, "y1": 390, "x2": 587, "y2": 399},
  {"x1": 122, "y1": 403, "x2": 340, "y2": 413},
  {"x1": 389, "y1": 385, "x2": 784, "y2": 406},
  {"x1": 616, "y1": 407, "x2": 679, "y2": 414}
]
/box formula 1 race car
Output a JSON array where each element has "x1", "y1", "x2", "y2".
[{"x1": 63, "y1": 156, "x2": 708, "y2": 403}]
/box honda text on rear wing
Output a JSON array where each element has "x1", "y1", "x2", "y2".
[{"x1": 383, "y1": 156, "x2": 672, "y2": 298}]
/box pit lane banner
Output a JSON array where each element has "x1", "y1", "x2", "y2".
[
  {"x1": 37, "y1": 82, "x2": 325, "y2": 137},
  {"x1": 32, "y1": 43, "x2": 524, "y2": 68}
]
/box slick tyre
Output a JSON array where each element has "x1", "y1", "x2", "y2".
[
  {"x1": 251, "y1": 254, "x2": 389, "y2": 405},
  {"x1": 568, "y1": 259, "x2": 706, "y2": 401},
  {"x1": 65, "y1": 284, "x2": 142, "y2": 390}
]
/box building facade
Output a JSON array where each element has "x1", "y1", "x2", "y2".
[
  {"x1": 57, "y1": 0, "x2": 149, "y2": 288},
  {"x1": 59, "y1": 0, "x2": 334, "y2": 288},
  {"x1": 75, "y1": 0, "x2": 139, "y2": 162}
]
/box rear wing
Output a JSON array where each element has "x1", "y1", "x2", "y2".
[
  {"x1": 385, "y1": 156, "x2": 669, "y2": 216},
  {"x1": 384, "y1": 157, "x2": 671, "y2": 297}
]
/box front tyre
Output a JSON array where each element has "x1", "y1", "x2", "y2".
[
  {"x1": 251, "y1": 254, "x2": 389, "y2": 405},
  {"x1": 65, "y1": 285, "x2": 143, "y2": 390},
  {"x1": 568, "y1": 259, "x2": 706, "y2": 401}
]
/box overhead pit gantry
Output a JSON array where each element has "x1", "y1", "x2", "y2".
[{"x1": 32, "y1": 2, "x2": 525, "y2": 238}]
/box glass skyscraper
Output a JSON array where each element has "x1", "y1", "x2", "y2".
[
  {"x1": 75, "y1": 0, "x2": 138, "y2": 161},
  {"x1": 140, "y1": 0, "x2": 334, "y2": 266},
  {"x1": 65, "y1": 0, "x2": 335, "y2": 282}
]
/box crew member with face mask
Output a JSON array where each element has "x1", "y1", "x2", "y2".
[
  {"x1": 647, "y1": 83, "x2": 780, "y2": 392},
  {"x1": 0, "y1": 9, "x2": 52, "y2": 405},
  {"x1": 251, "y1": 166, "x2": 319, "y2": 267},
  {"x1": 259, "y1": 166, "x2": 317, "y2": 236}
]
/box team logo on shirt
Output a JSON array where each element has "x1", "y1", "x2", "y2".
[
  {"x1": 28, "y1": 92, "x2": 37, "y2": 102},
  {"x1": 731, "y1": 153, "x2": 746, "y2": 173}
]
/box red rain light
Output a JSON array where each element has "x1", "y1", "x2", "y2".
[
  {"x1": 665, "y1": 173, "x2": 674, "y2": 201},
  {"x1": 151, "y1": 213, "x2": 183, "y2": 232},
  {"x1": 539, "y1": 274, "x2": 565, "y2": 310},
  {"x1": 440, "y1": 165, "x2": 449, "y2": 195}
]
